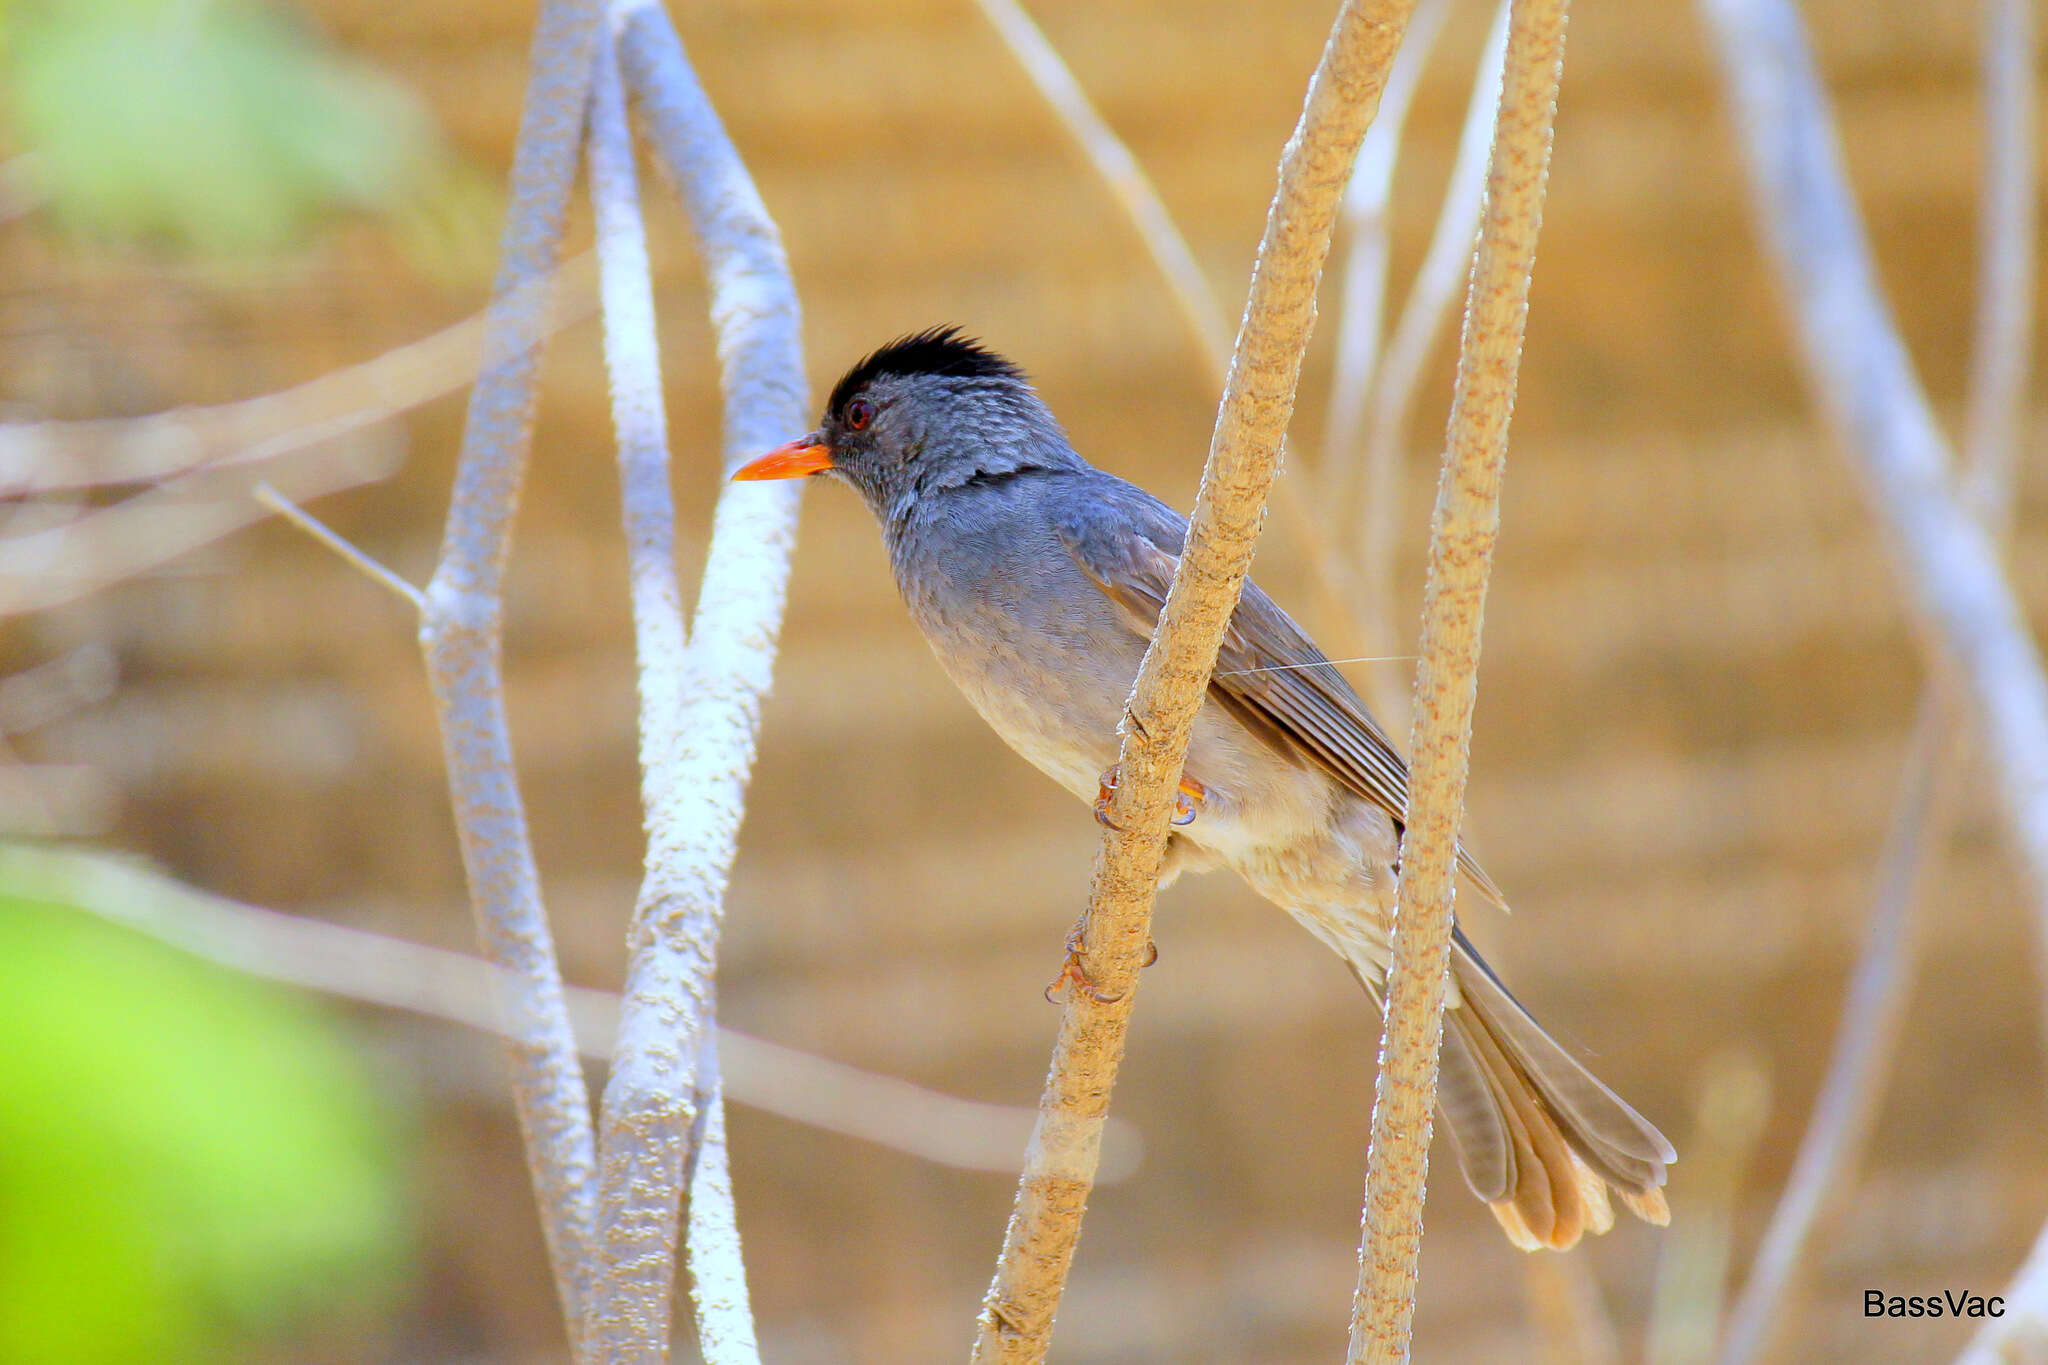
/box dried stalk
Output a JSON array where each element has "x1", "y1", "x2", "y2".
[
  {"x1": 970, "y1": 2, "x2": 1421, "y2": 1359},
  {"x1": 1646, "y1": 1052, "x2": 1772, "y2": 1365},
  {"x1": 1347, "y1": 1, "x2": 1568, "y2": 1361},
  {"x1": 590, "y1": 2, "x2": 810, "y2": 1357},
  {"x1": 971, "y1": 0, "x2": 1366, "y2": 649},
  {"x1": 969, "y1": 0, "x2": 1231, "y2": 371},
  {"x1": 254, "y1": 481, "x2": 425, "y2": 608},
  {"x1": 1521, "y1": 1253, "x2": 1622, "y2": 1365},
  {"x1": 1353, "y1": 0, "x2": 1511, "y2": 715},
  {"x1": 1713, "y1": 696, "x2": 1959, "y2": 1365},
  {"x1": 1701, "y1": 1, "x2": 2042, "y2": 1356},
  {"x1": 1701, "y1": 0, "x2": 2048, "y2": 923},
  {"x1": 1959, "y1": 0, "x2": 2037, "y2": 538},
  {"x1": 1320, "y1": 0, "x2": 1451, "y2": 531},
  {"x1": 684, "y1": 1041, "x2": 753, "y2": 1362},
  {"x1": 416, "y1": 0, "x2": 607, "y2": 1340}
]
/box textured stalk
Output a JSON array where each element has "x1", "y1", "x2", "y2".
[
  {"x1": 415, "y1": 0, "x2": 606, "y2": 1342},
  {"x1": 972, "y1": 0, "x2": 1369, "y2": 650},
  {"x1": 1347, "y1": 0, "x2": 1568, "y2": 1360},
  {"x1": 1352, "y1": 0, "x2": 1512, "y2": 718},
  {"x1": 969, "y1": 2, "x2": 1421, "y2": 1360},
  {"x1": 584, "y1": 4, "x2": 809, "y2": 1358}
]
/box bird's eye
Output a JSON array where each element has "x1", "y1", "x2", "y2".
[{"x1": 846, "y1": 398, "x2": 874, "y2": 431}]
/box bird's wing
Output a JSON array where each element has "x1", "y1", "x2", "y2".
[{"x1": 1050, "y1": 480, "x2": 1506, "y2": 910}]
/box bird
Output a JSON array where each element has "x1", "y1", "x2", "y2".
[{"x1": 735, "y1": 326, "x2": 1673, "y2": 1251}]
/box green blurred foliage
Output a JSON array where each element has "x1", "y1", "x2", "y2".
[
  {"x1": 1, "y1": 0, "x2": 499, "y2": 271},
  {"x1": 0, "y1": 888, "x2": 411, "y2": 1365}
]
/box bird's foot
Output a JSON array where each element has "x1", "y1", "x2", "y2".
[
  {"x1": 1094, "y1": 768, "x2": 1121, "y2": 827},
  {"x1": 1043, "y1": 920, "x2": 1158, "y2": 1004},
  {"x1": 1093, "y1": 766, "x2": 1206, "y2": 830}
]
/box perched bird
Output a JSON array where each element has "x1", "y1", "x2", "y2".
[{"x1": 737, "y1": 327, "x2": 1673, "y2": 1250}]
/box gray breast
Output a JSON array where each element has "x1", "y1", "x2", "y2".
[{"x1": 888, "y1": 480, "x2": 1138, "y2": 799}]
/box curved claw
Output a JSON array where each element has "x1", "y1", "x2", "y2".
[
  {"x1": 1045, "y1": 956, "x2": 1126, "y2": 1005},
  {"x1": 1044, "y1": 924, "x2": 1160, "y2": 1003},
  {"x1": 1094, "y1": 767, "x2": 1123, "y2": 830},
  {"x1": 1096, "y1": 767, "x2": 1207, "y2": 829}
]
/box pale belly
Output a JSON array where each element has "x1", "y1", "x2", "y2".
[
  {"x1": 933, "y1": 629, "x2": 1428, "y2": 994},
  {"x1": 935, "y1": 638, "x2": 1394, "y2": 885}
]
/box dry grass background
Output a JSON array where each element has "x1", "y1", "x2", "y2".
[{"x1": 4, "y1": 0, "x2": 2046, "y2": 1360}]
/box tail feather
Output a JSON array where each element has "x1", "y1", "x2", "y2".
[
  {"x1": 1452, "y1": 1004, "x2": 1580, "y2": 1248},
  {"x1": 1441, "y1": 934, "x2": 1673, "y2": 1250},
  {"x1": 1453, "y1": 936, "x2": 1676, "y2": 1179},
  {"x1": 1333, "y1": 922, "x2": 1673, "y2": 1251},
  {"x1": 1436, "y1": 1019, "x2": 1510, "y2": 1200}
]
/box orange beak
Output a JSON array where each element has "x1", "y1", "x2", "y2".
[{"x1": 733, "y1": 435, "x2": 835, "y2": 481}]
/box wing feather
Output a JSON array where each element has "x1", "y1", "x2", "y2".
[{"x1": 1050, "y1": 482, "x2": 1505, "y2": 908}]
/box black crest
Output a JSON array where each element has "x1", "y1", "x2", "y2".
[{"x1": 826, "y1": 326, "x2": 1025, "y2": 416}]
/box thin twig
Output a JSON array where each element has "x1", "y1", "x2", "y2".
[
  {"x1": 1347, "y1": 1, "x2": 1568, "y2": 1360},
  {"x1": 0, "y1": 255, "x2": 598, "y2": 496},
  {"x1": 683, "y1": 1039, "x2": 754, "y2": 1361},
  {"x1": 970, "y1": 0, "x2": 1367, "y2": 651},
  {"x1": 1700, "y1": 2, "x2": 2040, "y2": 1357},
  {"x1": 1521, "y1": 1253, "x2": 1622, "y2": 1365},
  {"x1": 1713, "y1": 694, "x2": 1958, "y2": 1365},
  {"x1": 1715, "y1": 19, "x2": 2036, "y2": 1326},
  {"x1": 971, "y1": 3, "x2": 1422, "y2": 1359},
  {"x1": 1951, "y1": 14, "x2": 2041, "y2": 1362},
  {"x1": 608, "y1": 3, "x2": 809, "y2": 1358},
  {"x1": 1320, "y1": 0, "x2": 1452, "y2": 527},
  {"x1": 0, "y1": 646, "x2": 115, "y2": 738},
  {"x1": 0, "y1": 430, "x2": 400, "y2": 617},
  {"x1": 254, "y1": 482, "x2": 426, "y2": 610},
  {"x1": 0, "y1": 840, "x2": 1130, "y2": 1175},
  {"x1": 1354, "y1": 0, "x2": 1512, "y2": 717},
  {"x1": 1960, "y1": 0, "x2": 2037, "y2": 541},
  {"x1": 1700, "y1": 0, "x2": 2048, "y2": 927},
  {"x1": 968, "y1": 0, "x2": 1232, "y2": 370},
  {"x1": 415, "y1": 0, "x2": 607, "y2": 1343},
  {"x1": 1646, "y1": 1051, "x2": 1771, "y2": 1365}
]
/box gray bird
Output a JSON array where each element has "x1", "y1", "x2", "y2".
[{"x1": 737, "y1": 328, "x2": 1673, "y2": 1250}]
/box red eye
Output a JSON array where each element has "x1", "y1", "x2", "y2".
[{"x1": 846, "y1": 398, "x2": 874, "y2": 431}]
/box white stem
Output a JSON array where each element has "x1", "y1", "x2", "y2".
[
  {"x1": 0, "y1": 840, "x2": 1114, "y2": 1175},
  {"x1": 597, "y1": 4, "x2": 811, "y2": 1359},
  {"x1": 584, "y1": 30, "x2": 708, "y2": 1359},
  {"x1": 416, "y1": 0, "x2": 608, "y2": 1340},
  {"x1": 684, "y1": 1042, "x2": 759, "y2": 1362},
  {"x1": 1701, "y1": 0, "x2": 2048, "y2": 940},
  {"x1": 1714, "y1": 0, "x2": 2036, "y2": 1357}
]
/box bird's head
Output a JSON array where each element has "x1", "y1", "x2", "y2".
[{"x1": 734, "y1": 327, "x2": 1078, "y2": 514}]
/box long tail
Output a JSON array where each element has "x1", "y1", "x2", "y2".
[{"x1": 1433, "y1": 926, "x2": 1675, "y2": 1250}]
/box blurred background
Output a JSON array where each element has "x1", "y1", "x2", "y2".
[{"x1": 2, "y1": 0, "x2": 2044, "y2": 1360}]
